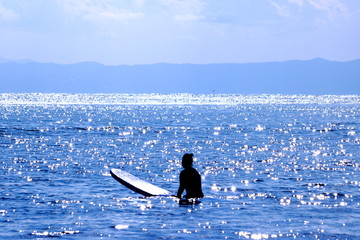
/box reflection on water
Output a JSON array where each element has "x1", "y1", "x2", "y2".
[{"x1": 0, "y1": 94, "x2": 359, "y2": 239}]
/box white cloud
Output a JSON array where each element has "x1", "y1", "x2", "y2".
[
  {"x1": 308, "y1": 0, "x2": 350, "y2": 20},
  {"x1": 157, "y1": 0, "x2": 206, "y2": 21},
  {"x1": 0, "y1": 3, "x2": 18, "y2": 21},
  {"x1": 288, "y1": 0, "x2": 304, "y2": 7},
  {"x1": 85, "y1": 9, "x2": 144, "y2": 22},
  {"x1": 58, "y1": 0, "x2": 144, "y2": 22},
  {"x1": 98, "y1": 11, "x2": 143, "y2": 21},
  {"x1": 270, "y1": 0, "x2": 350, "y2": 21},
  {"x1": 268, "y1": 1, "x2": 290, "y2": 17}
]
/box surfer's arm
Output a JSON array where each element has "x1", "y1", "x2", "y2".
[
  {"x1": 177, "y1": 185, "x2": 184, "y2": 198},
  {"x1": 177, "y1": 172, "x2": 185, "y2": 198}
]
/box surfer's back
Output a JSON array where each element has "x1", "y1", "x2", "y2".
[{"x1": 179, "y1": 167, "x2": 204, "y2": 198}]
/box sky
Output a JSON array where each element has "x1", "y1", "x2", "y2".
[{"x1": 0, "y1": 0, "x2": 359, "y2": 65}]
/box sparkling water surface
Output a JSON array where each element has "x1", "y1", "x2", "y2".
[{"x1": 0, "y1": 94, "x2": 359, "y2": 239}]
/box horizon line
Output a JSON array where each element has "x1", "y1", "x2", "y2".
[{"x1": 1, "y1": 57, "x2": 360, "y2": 66}]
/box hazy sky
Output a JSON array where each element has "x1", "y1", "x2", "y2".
[{"x1": 0, "y1": 0, "x2": 359, "y2": 65}]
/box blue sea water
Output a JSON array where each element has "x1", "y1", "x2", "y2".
[{"x1": 0, "y1": 94, "x2": 359, "y2": 239}]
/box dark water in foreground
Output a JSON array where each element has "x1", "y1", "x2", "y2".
[{"x1": 0, "y1": 94, "x2": 359, "y2": 239}]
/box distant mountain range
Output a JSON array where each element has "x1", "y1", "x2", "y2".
[{"x1": 0, "y1": 58, "x2": 359, "y2": 94}]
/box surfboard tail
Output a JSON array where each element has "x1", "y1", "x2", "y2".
[{"x1": 110, "y1": 168, "x2": 173, "y2": 197}]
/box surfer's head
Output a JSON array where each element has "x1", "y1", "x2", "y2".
[{"x1": 182, "y1": 153, "x2": 193, "y2": 168}]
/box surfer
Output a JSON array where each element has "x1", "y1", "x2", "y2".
[{"x1": 176, "y1": 153, "x2": 204, "y2": 199}]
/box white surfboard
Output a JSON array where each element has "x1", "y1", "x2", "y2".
[{"x1": 110, "y1": 168, "x2": 172, "y2": 197}]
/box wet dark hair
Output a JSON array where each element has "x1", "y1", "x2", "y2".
[{"x1": 182, "y1": 153, "x2": 193, "y2": 168}]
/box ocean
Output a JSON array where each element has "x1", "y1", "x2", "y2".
[{"x1": 0, "y1": 93, "x2": 359, "y2": 239}]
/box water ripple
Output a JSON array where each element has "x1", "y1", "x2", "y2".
[{"x1": 0, "y1": 94, "x2": 359, "y2": 239}]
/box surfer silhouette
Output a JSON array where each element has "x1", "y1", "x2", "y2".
[{"x1": 176, "y1": 153, "x2": 204, "y2": 199}]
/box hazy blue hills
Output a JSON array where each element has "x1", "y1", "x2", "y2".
[{"x1": 0, "y1": 58, "x2": 359, "y2": 94}]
